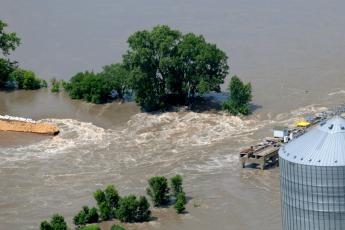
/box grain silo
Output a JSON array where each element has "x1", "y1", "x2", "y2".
[{"x1": 279, "y1": 116, "x2": 345, "y2": 230}]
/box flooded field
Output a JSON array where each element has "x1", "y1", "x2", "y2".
[{"x1": 1, "y1": 0, "x2": 345, "y2": 229}]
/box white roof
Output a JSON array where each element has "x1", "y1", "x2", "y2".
[{"x1": 279, "y1": 116, "x2": 345, "y2": 166}]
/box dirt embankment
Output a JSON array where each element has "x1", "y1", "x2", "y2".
[{"x1": 0, "y1": 120, "x2": 59, "y2": 135}]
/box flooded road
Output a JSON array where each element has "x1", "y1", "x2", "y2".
[{"x1": 1, "y1": 0, "x2": 345, "y2": 229}]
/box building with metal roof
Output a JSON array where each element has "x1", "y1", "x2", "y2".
[{"x1": 279, "y1": 116, "x2": 345, "y2": 230}]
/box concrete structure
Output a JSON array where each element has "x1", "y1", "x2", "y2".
[{"x1": 279, "y1": 116, "x2": 345, "y2": 230}]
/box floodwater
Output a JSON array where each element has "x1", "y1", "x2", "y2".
[{"x1": 1, "y1": 0, "x2": 345, "y2": 229}]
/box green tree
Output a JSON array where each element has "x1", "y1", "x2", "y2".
[
  {"x1": 51, "y1": 78, "x2": 60, "y2": 93},
  {"x1": 136, "y1": 196, "x2": 151, "y2": 222},
  {"x1": 146, "y1": 176, "x2": 170, "y2": 206},
  {"x1": 73, "y1": 206, "x2": 99, "y2": 227},
  {"x1": 40, "y1": 221, "x2": 53, "y2": 230},
  {"x1": 170, "y1": 175, "x2": 183, "y2": 197},
  {"x1": 110, "y1": 225, "x2": 126, "y2": 230},
  {"x1": 116, "y1": 195, "x2": 151, "y2": 223},
  {"x1": 222, "y1": 76, "x2": 252, "y2": 115},
  {"x1": 116, "y1": 195, "x2": 138, "y2": 222},
  {"x1": 93, "y1": 185, "x2": 120, "y2": 220},
  {"x1": 174, "y1": 192, "x2": 186, "y2": 214},
  {"x1": 124, "y1": 25, "x2": 229, "y2": 111},
  {"x1": 40, "y1": 214, "x2": 67, "y2": 230},
  {"x1": 0, "y1": 20, "x2": 20, "y2": 56},
  {"x1": 79, "y1": 225, "x2": 101, "y2": 230},
  {"x1": 100, "y1": 63, "x2": 130, "y2": 100},
  {"x1": 9, "y1": 68, "x2": 43, "y2": 90},
  {"x1": 123, "y1": 25, "x2": 182, "y2": 111},
  {"x1": 64, "y1": 71, "x2": 111, "y2": 103},
  {"x1": 0, "y1": 20, "x2": 20, "y2": 87}
]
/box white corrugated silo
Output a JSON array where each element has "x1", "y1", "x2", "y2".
[{"x1": 279, "y1": 116, "x2": 345, "y2": 230}]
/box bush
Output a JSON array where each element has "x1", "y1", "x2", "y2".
[
  {"x1": 170, "y1": 175, "x2": 183, "y2": 197},
  {"x1": 65, "y1": 71, "x2": 112, "y2": 103},
  {"x1": 174, "y1": 192, "x2": 186, "y2": 214},
  {"x1": 9, "y1": 68, "x2": 43, "y2": 90},
  {"x1": 79, "y1": 225, "x2": 101, "y2": 230},
  {"x1": 93, "y1": 185, "x2": 120, "y2": 220},
  {"x1": 51, "y1": 78, "x2": 60, "y2": 92},
  {"x1": 222, "y1": 76, "x2": 252, "y2": 115},
  {"x1": 111, "y1": 225, "x2": 126, "y2": 230},
  {"x1": 147, "y1": 176, "x2": 170, "y2": 206},
  {"x1": 116, "y1": 195, "x2": 151, "y2": 223},
  {"x1": 40, "y1": 214, "x2": 67, "y2": 230},
  {"x1": 73, "y1": 206, "x2": 99, "y2": 227}
]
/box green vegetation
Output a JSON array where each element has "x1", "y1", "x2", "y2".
[
  {"x1": 99, "y1": 63, "x2": 130, "y2": 100},
  {"x1": 123, "y1": 25, "x2": 229, "y2": 111},
  {"x1": 170, "y1": 175, "x2": 183, "y2": 197},
  {"x1": 51, "y1": 78, "x2": 61, "y2": 93},
  {"x1": 73, "y1": 206, "x2": 99, "y2": 227},
  {"x1": 79, "y1": 225, "x2": 100, "y2": 230},
  {"x1": 110, "y1": 225, "x2": 126, "y2": 230},
  {"x1": 147, "y1": 176, "x2": 170, "y2": 206},
  {"x1": 64, "y1": 25, "x2": 230, "y2": 111},
  {"x1": 93, "y1": 185, "x2": 120, "y2": 220},
  {"x1": 0, "y1": 20, "x2": 46, "y2": 90},
  {"x1": 40, "y1": 175, "x2": 188, "y2": 229},
  {"x1": 222, "y1": 75, "x2": 252, "y2": 115},
  {"x1": 9, "y1": 68, "x2": 46, "y2": 90},
  {"x1": 116, "y1": 195, "x2": 151, "y2": 222},
  {"x1": 174, "y1": 192, "x2": 187, "y2": 214},
  {"x1": 40, "y1": 214, "x2": 67, "y2": 230}
]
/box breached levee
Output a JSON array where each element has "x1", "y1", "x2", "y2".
[{"x1": 0, "y1": 115, "x2": 59, "y2": 135}]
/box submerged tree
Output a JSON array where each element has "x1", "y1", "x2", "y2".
[
  {"x1": 146, "y1": 176, "x2": 170, "y2": 206},
  {"x1": 124, "y1": 25, "x2": 229, "y2": 111},
  {"x1": 222, "y1": 75, "x2": 252, "y2": 115},
  {"x1": 0, "y1": 20, "x2": 20, "y2": 87}
]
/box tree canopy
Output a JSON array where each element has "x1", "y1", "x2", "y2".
[
  {"x1": 65, "y1": 25, "x2": 229, "y2": 111},
  {"x1": 0, "y1": 20, "x2": 20, "y2": 56},
  {"x1": 222, "y1": 76, "x2": 252, "y2": 115},
  {"x1": 0, "y1": 20, "x2": 46, "y2": 90},
  {"x1": 124, "y1": 25, "x2": 229, "y2": 111}
]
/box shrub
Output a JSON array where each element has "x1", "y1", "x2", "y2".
[
  {"x1": 174, "y1": 192, "x2": 186, "y2": 214},
  {"x1": 73, "y1": 206, "x2": 99, "y2": 227},
  {"x1": 147, "y1": 176, "x2": 170, "y2": 206},
  {"x1": 99, "y1": 202, "x2": 112, "y2": 221},
  {"x1": 136, "y1": 196, "x2": 151, "y2": 222},
  {"x1": 222, "y1": 76, "x2": 252, "y2": 115},
  {"x1": 51, "y1": 78, "x2": 60, "y2": 93},
  {"x1": 116, "y1": 195, "x2": 151, "y2": 223},
  {"x1": 93, "y1": 185, "x2": 120, "y2": 220},
  {"x1": 40, "y1": 214, "x2": 67, "y2": 230},
  {"x1": 110, "y1": 225, "x2": 126, "y2": 230},
  {"x1": 79, "y1": 225, "x2": 101, "y2": 230},
  {"x1": 9, "y1": 68, "x2": 43, "y2": 90},
  {"x1": 170, "y1": 175, "x2": 183, "y2": 197}
]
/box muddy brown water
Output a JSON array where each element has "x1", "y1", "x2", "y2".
[{"x1": 1, "y1": 0, "x2": 345, "y2": 229}]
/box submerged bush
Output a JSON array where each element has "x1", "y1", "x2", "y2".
[
  {"x1": 147, "y1": 176, "x2": 170, "y2": 206},
  {"x1": 40, "y1": 214, "x2": 67, "y2": 230},
  {"x1": 110, "y1": 225, "x2": 126, "y2": 230},
  {"x1": 9, "y1": 68, "x2": 46, "y2": 90},
  {"x1": 79, "y1": 224, "x2": 101, "y2": 230},
  {"x1": 174, "y1": 192, "x2": 187, "y2": 214},
  {"x1": 170, "y1": 175, "x2": 183, "y2": 197},
  {"x1": 93, "y1": 185, "x2": 120, "y2": 221},
  {"x1": 116, "y1": 195, "x2": 151, "y2": 222},
  {"x1": 73, "y1": 206, "x2": 99, "y2": 227}
]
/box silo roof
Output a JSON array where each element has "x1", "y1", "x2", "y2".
[{"x1": 279, "y1": 116, "x2": 345, "y2": 166}]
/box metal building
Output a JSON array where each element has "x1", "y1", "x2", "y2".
[{"x1": 279, "y1": 116, "x2": 345, "y2": 230}]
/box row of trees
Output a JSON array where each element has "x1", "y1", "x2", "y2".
[
  {"x1": 63, "y1": 25, "x2": 253, "y2": 115},
  {"x1": 40, "y1": 175, "x2": 187, "y2": 230},
  {"x1": 0, "y1": 20, "x2": 47, "y2": 90},
  {"x1": 64, "y1": 25, "x2": 230, "y2": 111}
]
